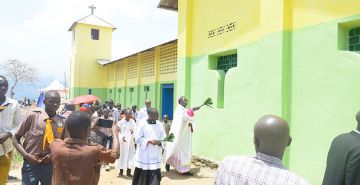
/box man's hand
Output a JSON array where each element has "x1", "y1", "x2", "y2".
[
  {"x1": 0, "y1": 132, "x2": 11, "y2": 144},
  {"x1": 192, "y1": 106, "x2": 201, "y2": 111},
  {"x1": 130, "y1": 129, "x2": 134, "y2": 134},
  {"x1": 112, "y1": 125, "x2": 120, "y2": 135},
  {"x1": 148, "y1": 140, "x2": 160, "y2": 145},
  {"x1": 39, "y1": 154, "x2": 52, "y2": 163},
  {"x1": 188, "y1": 123, "x2": 193, "y2": 133},
  {"x1": 25, "y1": 154, "x2": 40, "y2": 164}
]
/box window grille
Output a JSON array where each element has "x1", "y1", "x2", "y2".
[
  {"x1": 141, "y1": 50, "x2": 155, "y2": 77},
  {"x1": 160, "y1": 43, "x2": 177, "y2": 75},
  {"x1": 127, "y1": 56, "x2": 138, "y2": 79},
  {"x1": 349, "y1": 27, "x2": 360, "y2": 52},
  {"x1": 217, "y1": 54, "x2": 237, "y2": 73}
]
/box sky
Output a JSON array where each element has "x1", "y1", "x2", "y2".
[{"x1": 0, "y1": 0, "x2": 178, "y2": 99}]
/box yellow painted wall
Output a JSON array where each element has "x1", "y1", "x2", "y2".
[
  {"x1": 110, "y1": 42, "x2": 177, "y2": 88},
  {"x1": 178, "y1": 0, "x2": 360, "y2": 58},
  {"x1": 71, "y1": 23, "x2": 113, "y2": 89}
]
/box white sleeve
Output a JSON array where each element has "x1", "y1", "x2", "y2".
[
  {"x1": 11, "y1": 102, "x2": 22, "y2": 136},
  {"x1": 135, "y1": 124, "x2": 148, "y2": 150}
]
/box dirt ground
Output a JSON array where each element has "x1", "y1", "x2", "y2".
[{"x1": 8, "y1": 163, "x2": 216, "y2": 185}]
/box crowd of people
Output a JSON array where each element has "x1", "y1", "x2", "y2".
[{"x1": 1, "y1": 73, "x2": 360, "y2": 185}]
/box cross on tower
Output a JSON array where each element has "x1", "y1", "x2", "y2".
[{"x1": 89, "y1": 5, "x2": 96, "y2": 15}]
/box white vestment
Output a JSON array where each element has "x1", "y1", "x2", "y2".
[
  {"x1": 115, "y1": 118, "x2": 136, "y2": 170},
  {"x1": 136, "y1": 107, "x2": 148, "y2": 124},
  {"x1": 165, "y1": 105, "x2": 194, "y2": 173},
  {"x1": 135, "y1": 120, "x2": 166, "y2": 170}
]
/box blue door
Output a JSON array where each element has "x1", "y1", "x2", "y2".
[{"x1": 162, "y1": 84, "x2": 174, "y2": 120}]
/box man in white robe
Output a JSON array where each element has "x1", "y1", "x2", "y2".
[
  {"x1": 115, "y1": 109, "x2": 136, "y2": 177},
  {"x1": 136, "y1": 99, "x2": 151, "y2": 125},
  {"x1": 165, "y1": 96, "x2": 199, "y2": 176}
]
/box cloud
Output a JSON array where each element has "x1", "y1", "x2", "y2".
[
  {"x1": 0, "y1": 0, "x2": 177, "y2": 81},
  {"x1": 23, "y1": 0, "x2": 153, "y2": 34},
  {"x1": 0, "y1": 28, "x2": 31, "y2": 42}
]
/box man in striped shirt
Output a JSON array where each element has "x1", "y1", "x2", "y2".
[{"x1": 215, "y1": 115, "x2": 310, "y2": 185}]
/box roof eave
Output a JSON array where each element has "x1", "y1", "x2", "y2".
[
  {"x1": 157, "y1": 0, "x2": 178, "y2": 11},
  {"x1": 68, "y1": 22, "x2": 117, "y2": 32},
  {"x1": 157, "y1": 4, "x2": 178, "y2": 11}
]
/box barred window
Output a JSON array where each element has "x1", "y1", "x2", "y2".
[
  {"x1": 217, "y1": 54, "x2": 237, "y2": 73},
  {"x1": 349, "y1": 27, "x2": 360, "y2": 52}
]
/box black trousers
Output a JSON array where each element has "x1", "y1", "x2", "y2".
[{"x1": 132, "y1": 167, "x2": 161, "y2": 185}]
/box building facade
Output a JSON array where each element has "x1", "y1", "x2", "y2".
[
  {"x1": 105, "y1": 40, "x2": 177, "y2": 119},
  {"x1": 70, "y1": 1, "x2": 360, "y2": 183},
  {"x1": 166, "y1": 0, "x2": 360, "y2": 184}
]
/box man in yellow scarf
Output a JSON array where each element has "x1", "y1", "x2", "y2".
[{"x1": 13, "y1": 90, "x2": 64, "y2": 185}]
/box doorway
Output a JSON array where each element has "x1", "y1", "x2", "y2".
[{"x1": 161, "y1": 84, "x2": 174, "y2": 120}]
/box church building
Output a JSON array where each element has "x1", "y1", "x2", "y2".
[{"x1": 69, "y1": 1, "x2": 360, "y2": 184}]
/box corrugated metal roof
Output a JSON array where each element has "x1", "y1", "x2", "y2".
[
  {"x1": 157, "y1": 0, "x2": 178, "y2": 11},
  {"x1": 68, "y1": 14, "x2": 116, "y2": 31}
]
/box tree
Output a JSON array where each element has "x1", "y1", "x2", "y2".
[{"x1": 0, "y1": 59, "x2": 38, "y2": 98}]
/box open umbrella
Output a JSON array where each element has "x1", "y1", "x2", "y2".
[{"x1": 69, "y1": 95, "x2": 99, "y2": 105}]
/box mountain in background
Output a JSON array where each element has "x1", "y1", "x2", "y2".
[{"x1": 9, "y1": 75, "x2": 68, "y2": 101}]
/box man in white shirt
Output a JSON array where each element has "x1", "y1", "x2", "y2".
[
  {"x1": 107, "y1": 100, "x2": 119, "y2": 123},
  {"x1": 214, "y1": 115, "x2": 310, "y2": 185},
  {"x1": 0, "y1": 75, "x2": 21, "y2": 184},
  {"x1": 136, "y1": 99, "x2": 151, "y2": 124}
]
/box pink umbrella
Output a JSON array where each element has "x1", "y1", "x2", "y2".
[{"x1": 69, "y1": 95, "x2": 99, "y2": 105}]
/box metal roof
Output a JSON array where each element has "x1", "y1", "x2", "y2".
[
  {"x1": 157, "y1": 0, "x2": 178, "y2": 11},
  {"x1": 68, "y1": 14, "x2": 116, "y2": 31}
]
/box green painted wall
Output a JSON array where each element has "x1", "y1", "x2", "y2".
[
  {"x1": 186, "y1": 32, "x2": 283, "y2": 163},
  {"x1": 138, "y1": 83, "x2": 157, "y2": 109},
  {"x1": 73, "y1": 87, "x2": 108, "y2": 101},
  {"x1": 112, "y1": 81, "x2": 177, "y2": 118},
  {"x1": 290, "y1": 15, "x2": 360, "y2": 184},
  {"x1": 177, "y1": 14, "x2": 360, "y2": 185},
  {"x1": 124, "y1": 86, "x2": 139, "y2": 108}
]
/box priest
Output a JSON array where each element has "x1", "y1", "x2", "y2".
[{"x1": 165, "y1": 96, "x2": 200, "y2": 176}]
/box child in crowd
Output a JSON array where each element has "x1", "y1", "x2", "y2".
[
  {"x1": 49, "y1": 111, "x2": 119, "y2": 185},
  {"x1": 132, "y1": 108, "x2": 166, "y2": 185},
  {"x1": 99, "y1": 109, "x2": 114, "y2": 171},
  {"x1": 13, "y1": 91, "x2": 64, "y2": 185}
]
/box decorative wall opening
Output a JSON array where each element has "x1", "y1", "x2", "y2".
[
  {"x1": 107, "y1": 65, "x2": 114, "y2": 81},
  {"x1": 141, "y1": 50, "x2": 155, "y2": 77},
  {"x1": 217, "y1": 54, "x2": 237, "y2": 73},
  {"x1": 144, "y1": 86, "x2": 150, "y2": 99},
  {"x1": 160, "y1": 43, "x2": 177, "y2": 75},
  {"x1": 117, "y1": 62, "x2": 125, "y2": 80},
  {"x1": 129, "y1": 87, "x2": 134, "y2": 103},
  {"x1": 127, "y1": 56, "x2": 138, "y2": 79},
  {"x1": 348, "y1": 27, "x2": 360, "y2": 52},
  {"x1": 208, "y1": 49, "x2": 238, "y2": 108}
]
